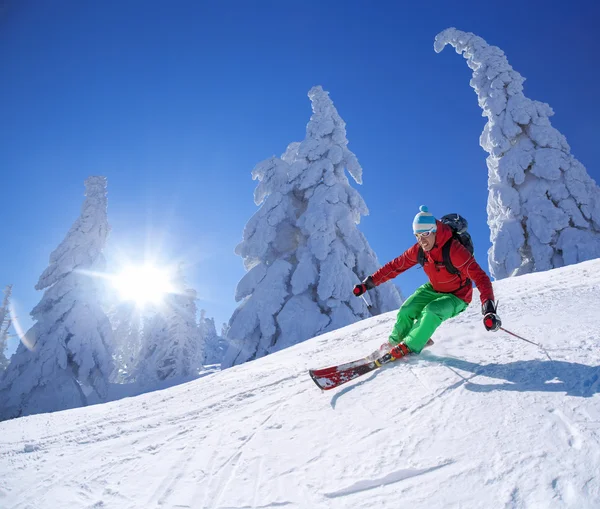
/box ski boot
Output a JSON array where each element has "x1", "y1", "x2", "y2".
[
  {"x1": 389, "y1": 342, "x2": 411, "y2": 359},
  {"x1": 388, "y1": 338, "x2": 434, "y2": 359}
]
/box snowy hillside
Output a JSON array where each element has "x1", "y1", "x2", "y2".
[{"x1": 2, "y1": 259, "x2": 600, "y2": 509}]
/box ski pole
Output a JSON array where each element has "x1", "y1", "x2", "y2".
[
  {"x1": 360, "y1": 294, "x2": 372, "y2": 310},
  {"x1": 499, "y1": 326, "x2": 554, "y2": 362}
]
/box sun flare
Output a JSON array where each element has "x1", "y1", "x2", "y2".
[{"x1": 112, "y1": 265, "x2": 173, "y2": 307}]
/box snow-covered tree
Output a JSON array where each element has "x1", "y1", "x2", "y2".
[
  {"x1": 287, "y1": 86, "x2": 402, "y2": 326},
  {"x1": 435, "y1": 28, "x2": 600, "y2": 279},
  {"x1": 136, "y1": 307, "x2": 168, "y2": 385},
  {"x1": 136, "y1": 271, "x2": 203, "y2": 385},
  {"x1": 0, "y1": 176, "x2": 114, "y2": 420},
  {"x1": 221, "y1": 322, "x2": 230, "y2": 339},
  {"x1": 109, "y1": 301, "x2": 142, "y2": 383},
  {"x1": 201, "y1": 309, "x2": 226, "y2": 365},
  {"x1": 0, "y1": 285, "x2": 13, "y2": 371},
  {"x1": 223, "y1": 86, "x2": 402, "y2": 367}
]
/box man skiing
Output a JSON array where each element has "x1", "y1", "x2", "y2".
[{"x1": 353, "y1": 205, "x2": 501, "y2": 359}]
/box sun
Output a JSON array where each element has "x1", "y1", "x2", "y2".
[{"x1": 112, "y1": 265, "x2": 174, "y2": 307}]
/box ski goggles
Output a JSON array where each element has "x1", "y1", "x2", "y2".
[{"x1": 415, "y1": 230, "x2": 435, "y2": 239}]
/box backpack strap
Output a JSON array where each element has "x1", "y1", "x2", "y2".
[
  {"x1": 419, "y1": 242, "x2": 456, "y2": 270},
  {"x1": 442, "y1": 237, "x2": 471, "y2": 289},
  {"x1": 420, "y1": 239, "x2": 472, "y2": 290},
  {"x1": 441, "y1": 239, "x2": 459, "y2": 275},
  {"x1": 417, "y1": 246, "x2": 425, "y2": 266}
]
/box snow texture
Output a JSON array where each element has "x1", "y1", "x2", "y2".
[
  {"x1": 2, "y1": 259, "x2": 600, "y2": 508},
  {"x1": 435, "y1": 28, "x2": 600, "y2": 279},
  {"x1": 223, "y1": 86, "x2": 402, "y2": 367},
  {"x1": 0, "y1": 177, "x2": 114, "y2": 420},
  {"x1": 135, "y1": 271, "x2": 204, "y2": 386}
]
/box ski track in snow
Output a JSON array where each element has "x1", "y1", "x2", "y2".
[
  {"x1": 2, "y1": 260, "x2": 600, "y2": 508},
  {"x1": 209, "y1": 397, "x2": 289, "y2": 508},
  {"x1": 551, "y1": 408, "x2": 584, "y2": 450},
  {"x1": 323, "y1": 460, "x2": 455, "y2": 498}
]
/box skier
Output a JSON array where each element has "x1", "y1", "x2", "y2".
[{"x1": 353, "y1": 205, "x2": 501, "y2": 359}]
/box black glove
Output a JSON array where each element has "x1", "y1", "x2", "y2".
[
  {"x1": 481, "y1": 301, "x2": 501, "y2": 331},
  {"x1": 353, "y1": 276, "x2": 375, "y2": 297},
  {"x1": 481, "y1": 300, "x2": 497, "y2": 315}
]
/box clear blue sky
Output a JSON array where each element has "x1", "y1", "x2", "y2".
[{"x1": 2, "y1": 1, "x2": 599, "y2": 351}]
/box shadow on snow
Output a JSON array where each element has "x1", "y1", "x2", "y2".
[
  {"x1": 329, "y1": 353, "x2": 600, "y2": 407},
  {"x1": 424, "y1": 353, "x2": 600, "y2": 398}
]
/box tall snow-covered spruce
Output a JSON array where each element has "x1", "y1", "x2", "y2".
[
  {"x1": 0, "y1": 177, "x2": 114, "y2": 420},
  {"x1": 223, "y1": 86, "x2": 402, "y2": 367},
  {"x1": 435, "y1": 28, "x2": 600, "y2": 279}
]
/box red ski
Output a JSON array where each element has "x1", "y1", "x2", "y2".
[{"x1": 309, "y1": 339, "x2": 433, "y2": 391}]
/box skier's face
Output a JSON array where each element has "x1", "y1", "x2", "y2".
[{"x1": 416, "y1": 230, "x2": 436, "y2": 252}]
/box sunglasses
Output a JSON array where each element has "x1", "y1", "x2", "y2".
[{"x1": 415, "y1": 230, "x2": 434, "y2": 239}]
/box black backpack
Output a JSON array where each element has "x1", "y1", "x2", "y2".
[{"x1": 417, "y1": 213, "x2": 474, "y2": 276}]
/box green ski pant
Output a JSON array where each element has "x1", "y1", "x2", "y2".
[{"x1": 389, "y1": 283, "x2": 468, "y2": 353}]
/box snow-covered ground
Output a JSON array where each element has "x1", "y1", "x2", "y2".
[{"x1": 2, "y1": 259, "x2": 600, "y2": 509}]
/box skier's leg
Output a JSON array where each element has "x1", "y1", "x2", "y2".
[
  {"x1": 389, "y1": 284, "x2": 439, "y2": 345},
  {"x1": 403, "y1": 294, "x2": 467, "y2": 353}
]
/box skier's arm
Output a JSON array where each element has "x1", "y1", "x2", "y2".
[
  {"x1": 371, "y1": 244, "x2": 420, "y2": 286},
  {"x1": 450, "y1": 242, "x2": 495, "y2": 305}
]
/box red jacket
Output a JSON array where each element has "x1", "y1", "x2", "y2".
[{"x1": 371, "y1": 221, "x2": 494, "y2": 305}]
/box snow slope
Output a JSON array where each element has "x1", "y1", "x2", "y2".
[{"x1": 2, "y1": 259, "x2": 600, "y2": 509}]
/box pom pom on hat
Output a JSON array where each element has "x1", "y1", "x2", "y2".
[{"x1": 413, "y1": 205, "x2": 437, "y2": 234}]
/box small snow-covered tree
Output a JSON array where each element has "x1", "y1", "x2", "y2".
[
  {"x1": 200, "y1": 309, "x2": 226, "y2": 365},
  {"x1": 0, "y1": 285, "x2": 13, "y2": 371},
  {"x1": 221, "y1": 322, "x2": 230, "y2": 339},
  {"x1": 135, "y1": 308, "x2": 168, "y2": 385},
  {"x1": 109, "y1": 301, "x2": 142, "y2": 383},
  {"x1": 0, "y1": 177, "x2": 114, "y2": 420},
  {"x1": 136, "y1": 271, "x2": 203, "y2": 386},
  {"x1": 223, "y1": 86, "x2": 402, "y2": 367},
  {"x1": 435, "y1": 28, "x2": 600, "y2": 279}
]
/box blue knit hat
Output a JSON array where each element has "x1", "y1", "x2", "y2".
[{"x1": 413, "y1": 205, "x2": 437, "y2": 234}]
